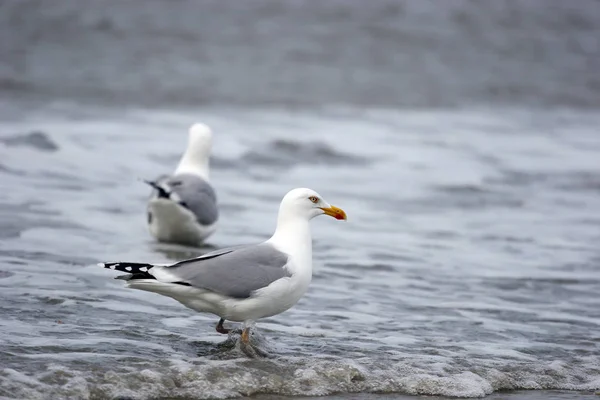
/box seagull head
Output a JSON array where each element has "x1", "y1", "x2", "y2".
[
  {"x1": 175, "y1": 123, "x2": 213, "y2": 179},
  {"x1": 279, "y1": 188, "x2": 347, "y2": 222}
]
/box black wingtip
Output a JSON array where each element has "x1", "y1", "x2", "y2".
[
  {"x1": 142, "y1": 179, "x2": 159, "y2": 189},
  {"x1": 143, "y1": 179, "x2": 171, "y2": 199}
]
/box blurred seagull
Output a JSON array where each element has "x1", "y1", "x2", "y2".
[
  {"x1": 99, "y1": 188, "x2": 347, "y2": 355},
  {"x1": 145, "y1": 123, "x2": 218, "y2": 246}
]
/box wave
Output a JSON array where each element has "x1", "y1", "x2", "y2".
[
  {"x1": 1, "y1": 343, "x2": 598, "y2": 399},
  {"x1": 0, "y1": 131, "x2": 59, "y2": 152},
  {"x1": 240, "y1": 139, "x2": 370, "y2": 168}
]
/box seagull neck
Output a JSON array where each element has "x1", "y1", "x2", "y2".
[
  {"x1": 175, "y1": 152, "x2": 209, "y2": 181},
  {"x1": 270, "y1": 215, "x2": 312, "y2": 258}
]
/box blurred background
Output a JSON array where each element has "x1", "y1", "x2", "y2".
[
  {"x1": 1, "y1": 0, "x2": 598, "y2": 110},
  {"x1": 0, "y1": 1, "x2": 599, "y2": 399}
]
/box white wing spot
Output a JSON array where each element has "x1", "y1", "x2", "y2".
[
  {"x1": 109, "y1": 265, "x2": 116, "y2": 270},
  {"x1": 125, "y1": 266, "x2": 132, "y2": 272},
  {"x1": 171, "y1": 193, "x2": 182, "y2": 202},
  {"x1": 140, "y1": 267, "x2": 148, "y2": 272}
]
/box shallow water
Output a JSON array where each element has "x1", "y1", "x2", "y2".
[
  {"x1": 1, "y1": 1, "x2": 600, "y2": 399},
  {"x1": 0, "y1": 104, "x2": 599, "y2": 399},
  {"x1": 257, "y1": 391, "x2": 599, "y2": 400}
]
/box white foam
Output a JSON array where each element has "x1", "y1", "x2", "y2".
[{"x1": 2, "y1": 356, "x2": 598, "y2": 400}]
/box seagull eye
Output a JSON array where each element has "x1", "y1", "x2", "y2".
[{"x1": 309, "y1": 196, "x2": 319, "y2": 203}]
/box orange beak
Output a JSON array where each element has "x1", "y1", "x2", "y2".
[{"x1": 319, "y1": 205, "x2": 347, "y2": 220}]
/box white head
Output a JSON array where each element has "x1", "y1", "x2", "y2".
[
  {"x1": 277, "y1": 188, "x2": 347, "y2": 224},
  {"x1": 174, "y1": 123, "x2": 213, "y2": 180},
  {"x1": 270, "y1": 188, "x2": 346, "y2": 256}
]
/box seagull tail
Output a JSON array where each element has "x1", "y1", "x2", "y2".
[{"x1": 97, "y1": 262, "x2": 157, "y2": 281}]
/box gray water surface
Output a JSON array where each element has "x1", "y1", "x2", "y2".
[
  {"x1": 1, "y1": 0, "x2": 599, "y2": 109},
  {"x1": 1, "y1": 1, "x2": 600, "y2": 399},
  {"x1": 0, "y1": 105, "x2": 598, "y2": 399}
]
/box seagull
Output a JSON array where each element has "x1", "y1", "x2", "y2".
[
  {"x1": 145, "y1": 123, "x2": 218, "y2": 247},
  {"x1": 99, "y1": 188, "x2": 347, "y2": 354}
]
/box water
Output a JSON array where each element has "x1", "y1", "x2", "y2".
[
  {"x1": 1, "y1": 1, "x2": 599, "y2": 399},
  {"x1": 1, "y1": 105, "x2": 598, "y2": 399},
  {"x1": 1, "y1": 0, "x2": 599, "y2": 109}
]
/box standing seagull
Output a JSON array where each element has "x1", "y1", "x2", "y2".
[
  {"x1": 145, "y1": 123, "x2": 218, "y2": 246},
  {"x1": 99, "y1": 188, "x2": 347, "y2": 354}
]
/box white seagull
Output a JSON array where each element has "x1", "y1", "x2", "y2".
[
  {"x1": 145, "y1": 123, "x2": 218, "y2": 246},
  {"x1": 99, "y1": 188, "x2": 347, "y2": 352}
]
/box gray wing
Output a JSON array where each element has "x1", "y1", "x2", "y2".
[
  {"x1": 156, "y1": 173, "x2": 219, "y2": 226},
  {"x1": 157, "y1": 243, "x2": 290, "y2": 299}
]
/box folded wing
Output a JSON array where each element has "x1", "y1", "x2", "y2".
[
  {"x1": 150, "y1": 173, "x2": 219, "y2": 226},
  {"x1": 151, "y1": 243, "x2": 290, "y2": 299}
]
